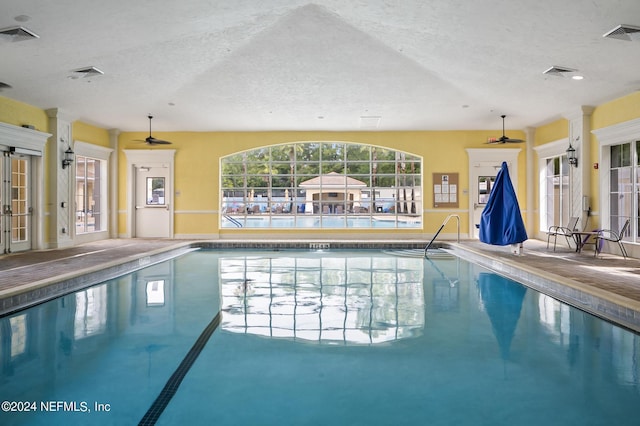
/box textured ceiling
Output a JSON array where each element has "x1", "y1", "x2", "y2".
[{"x1": 1, "y1": 0, "x2": 640, "y2": 134}]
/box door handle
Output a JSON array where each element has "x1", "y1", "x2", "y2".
[{"x1": 136, "y1": 205, "x2": 168, "y2": 209}]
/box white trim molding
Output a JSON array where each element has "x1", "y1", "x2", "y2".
[
  {"x1": 533, "y1": 138, "x2": 570, "y2": 235},
  {"x1": 123, "y1": 149, "x2": 176, "y2": 238},
  {"x1": 0, "y1": 122, "x2": 50, "y2": 250},
  {"x1": 465, "y1": 148, "x2": 521, "y2": 238},
  {"x1": 533, "y1": 137, "x2": 569, "y2": 159},
  {"x1": 592, "y1": 117, "x2": 640, "y2": 147},
  {"x1": 592, "y1": 117, "x2": 640, "y2": 236},
  {"x1": 74, "y1": 141, "x2": 113, "y2": 159},
  {"x1": 73, "y1": 141, "x2": 114, "y2": 245}
]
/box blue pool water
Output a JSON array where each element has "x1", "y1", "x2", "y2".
[{"x1": 1, "y1": 249, "x2": 639, "y2": 425}]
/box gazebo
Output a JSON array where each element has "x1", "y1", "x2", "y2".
[{"x1": 299, "y1": 172, "x2": 367, "y2": 214}]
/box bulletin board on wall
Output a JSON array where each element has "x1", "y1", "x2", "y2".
[{"x1": 432, "y1": 173, "x2": 459, "y2": 208}]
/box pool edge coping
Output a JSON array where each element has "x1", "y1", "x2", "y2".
[{"x1": 447, "y1": 242, "x2": 640, "y2": 333}]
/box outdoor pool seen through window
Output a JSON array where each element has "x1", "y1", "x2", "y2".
[{"x1": 220, "y1": 142, "x2": 422, "y2": 228}]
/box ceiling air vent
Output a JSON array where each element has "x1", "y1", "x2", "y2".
[
  {"x1": 542, "y1": 66, "x2": 578, "y2": 77},
  {"x1": 603, "y1": 24, "x2": 640, "y2": 41},
  {"x1": 0, "y1": 26, "x2": 40, "y2": 42},
  {"x1": 69, "y1": 66, "x2": 104, "y2": 79}
]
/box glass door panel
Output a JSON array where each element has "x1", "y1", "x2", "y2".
[
  {"x1": 1, "y1": 154, "x2": 32, "y2": 253},
  {"x1": 12, "y1": 158, "x2": 29, "y2": 244}
]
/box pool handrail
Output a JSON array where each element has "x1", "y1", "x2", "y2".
[
  {"x1": 424, "y1": 214, "x2": 460, "y2": 256},
  {"x1": 223, "y1": 214, "x2": 243, "y2": 227}
]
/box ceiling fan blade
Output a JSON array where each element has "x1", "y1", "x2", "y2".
[
  {"x1": 484, "y1": 115, "x2": 524, "y2": 144},
  {"x1": 146, "y1": 137, "x2": 172, "y2": 145},
  {"x1": 135, "y1": 115, "x2": 173, "y2": 145}
]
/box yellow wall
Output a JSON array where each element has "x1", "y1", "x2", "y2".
[
  {"x1": 0, "y1": 96, "x2": 48, "y2": 131},
  {"x1": 118, "y1": 129, "x2": 526, "y2": 238},
  {"x1": 0, "y1": 96, "x2": 52, "y2": 237},
  {"x1": 534, "y1": 118, "x2": 569, "y2": 146},
  {"x1": 72, "y1": 121, "x2": 111, "y2": 147},
  {"x1": 532, "y1": 118, "x2": 570, "y2": 228},
  {"x1": 20, "y1": 90, "x2": 640, "y2": 242},
  {"x1": 530, "y1": 92, "x2": 640, "y2": 231},
  {"x1": 588, "y1": 92, "x2": 640, "y2": 219},
  {"x1": 592, "y1": 92, "x2": 640, "y2": 129}
]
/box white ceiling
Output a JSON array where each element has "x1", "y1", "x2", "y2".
[{"x1": 1, "y1": 0, "x2": 640, "y2": 134}]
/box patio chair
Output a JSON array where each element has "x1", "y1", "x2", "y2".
[
  {"x1": 595, "y1": 218, "x2": 630, "y2": 259},
  {"x1": 546, "y1": 216, "x2": 579, "y2": 251}
]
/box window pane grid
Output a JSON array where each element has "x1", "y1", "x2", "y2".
[
  {"x1": 222, "y1": 142, "x2": 422, "y2": 228},
  {"x1": 75, "y1": 156, "x2": 103, "y2": 234},
  {"x1": 610, "y1": 143, "x2": 634, "y2": 242},
  {"x1": 11, "y1": 158, "x2": 28, "y2": 242}
]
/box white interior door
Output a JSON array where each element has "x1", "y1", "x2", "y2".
[
  {"x1": 135, "y1": 164, "x2": 171, "y2": 238},
  {"x1": 467, "y1": 148, "x2": 521, "y2": 239},
  {"x1": 470, "y1": 162, "x2": 502, "y2": 239}
]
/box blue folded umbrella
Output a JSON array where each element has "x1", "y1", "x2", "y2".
[{"x1": 479, "y1": 162, "x2": 528, "y2": 245}]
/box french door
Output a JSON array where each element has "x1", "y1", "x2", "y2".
[{"x1": 0, "y1": 150, "x2": 33, "y2": 253}]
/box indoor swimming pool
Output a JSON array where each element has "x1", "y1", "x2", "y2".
[{"x1": 1, "y1": 248, "x2": 639, "y2": 425}]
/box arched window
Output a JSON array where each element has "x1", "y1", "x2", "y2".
[{"x1": 221, "y1": 142, "x2": 422, "y2": 229}]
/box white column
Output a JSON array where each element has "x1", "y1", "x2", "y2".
[
  {"x1": 563, "y1": 106, "x2": 594, "y2": 229},
  {"x1": 108, "y1": 129, "x2": 120, "y2": 238},
  {"x1": 525, "y1": 126, "x2": 535, "y2": 235},
  {"x1": 46, "y1": 108, "x2": 75, "y2": 248}
]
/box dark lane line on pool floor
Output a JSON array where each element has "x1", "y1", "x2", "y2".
[{"x1": 138, "y1": 311, "x2": 222, "y2": 426}]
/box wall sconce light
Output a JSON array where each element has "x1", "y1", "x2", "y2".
[
  {"x1": 62, "y1": 146, "x2": 74, "y2": 169},
  {"x1": 566, "y1": 142, "x2": 578, "y2": 167}
]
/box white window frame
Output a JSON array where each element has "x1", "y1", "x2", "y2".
[
  {"x1": 219, "y1": 141, "x2": 423, "y2": 229},
  {"x1": 534, "y1": 139, "x2": 570, "y2": 233},
  {"x1": 593, "y1": 118, "x2": 640, "y2": 242},
  {"x1": 73, "y1": 141, "x2": 113, "y2": 243}
]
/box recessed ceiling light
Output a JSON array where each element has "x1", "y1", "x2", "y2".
[{"x1": 572, "y1": 75, "x2": 584, "y2": 80}]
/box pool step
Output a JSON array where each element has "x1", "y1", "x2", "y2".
[{"x1": 384, "y1": 249, "x2": 454, "y2": 259}]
